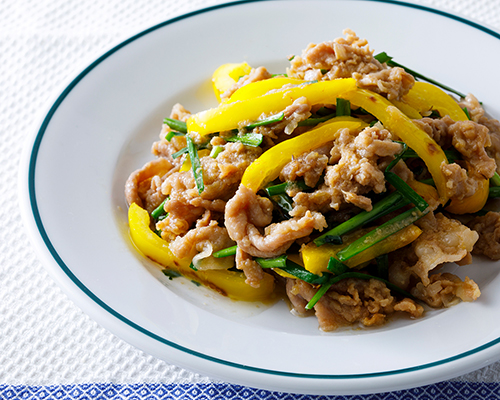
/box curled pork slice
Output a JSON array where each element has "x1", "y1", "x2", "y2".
[
  {"x1": 159, "y1": 143, "x2": 261, "y2": 241},
  {"x1": 196, "y1": 142, "x2": 262, "y2": 201},
  {"x1": 280, "y1": 150, "x2": 329, "y2": 188},
  {"x1": 286, "y1": 29, "x2": 414, "y2": 101},
  {"x1": 290, "y1": 187, "x2": 334, "y2": 216},
  {"x1": 413, "y1": 116, "x2": 454, "y2": 148},
  {"x1": 158, "y1": 168, "x2": 226, "y2": 241},
  {"x1": 325, "y1": 126, "x2": 402, "y2": 211},
  {"x1": 152, "y1": 135, "x2": 187, "y2": 162},
  {"x1": 459, "y1": 93, "x2": 485, "y2": 123},
  {"x1": 467, "y1": 211, "x2": 500, "y2": 260},
  {"x1": 124, "y1": 157, "x2": 177, "y2": 213},
  {"x1": 354, "y1": 66, "x2": 415, "y2": 102},
  {"x1": 235, "y1": 247, "x2": 265, "y2": 288},
  {"x1": 287, "y1": 29, "x2": 381, "y2": 81},
  {"x1": 252, "y1": 97, "x2": 312, "y2": 145},
  {"x1": 416, "y1": 116, "x2": 495, "y2": 178},
  {"x1": 448, "y1": 120, "x2": 496, "y2": 179},
  {"x1": 479, "y1": 115, "x2": 500, "y2": 174},
  {"x1": 286, "y1": 277, "x2": 423, "y2": 331},
  {"x1": 415, "y1": 116, "x2": 496, "y2": 201},
  {"x1": 412, "y1": 273, "x2": 480, "y2": 308},
  {"x1": 225, "y1": 185, "x2": 327, "y2": 258},
  {"x1": 389, "y1": 213, "x2": 478, "y2": 290},
  {"x1": 457, "y1": 94, "x2": 500, "y2": 165},
  {"x1": 169, "y1": 214, "x2": 233, "y2": 259},
  {"x1": 156, "y1": 198, "x2": 205, "y2": 241}
]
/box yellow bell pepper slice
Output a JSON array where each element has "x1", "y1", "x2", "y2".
[
  {"x1": 390, "y1": 99, "x2": 422, "y2": 119},
  {"x1": 402, "y1": 82, "x2": 488, "y2": 214},
  {"x1": 128, "y1": 202, "x2": 275, "y2": 302},
  {"x1": 241, "y1": 117, "x2": 367, "y2": 192},
  {"x1": 301, "y1": 224, "x2": 422, "y2": 275},
  {"x1": 187, "y1": 78, "x2": 358, "y2": 136},
  {"x1": 445, "y1": 174, "x2": 490, "y2": 214},
  {"x1": 403, "y1": 81, "x2": 468, "y2": 121},
  {"x1": 226, "y1": 77, "x2": 306, "y2": 103},
  {"x1": 340, "y1": 88, "x2": 450, "y2": 205},
  {"x1": 212, "y1": 62, "x2": 252, "y2": 102}
]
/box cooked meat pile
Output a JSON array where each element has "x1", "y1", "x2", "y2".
[{"x1": 125, "y1": 29, "x2": 500, "y2": 331}]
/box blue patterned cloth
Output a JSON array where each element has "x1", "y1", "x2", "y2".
[{"x1": 1, "y1": 382, "x2": 499, "y2": 400}]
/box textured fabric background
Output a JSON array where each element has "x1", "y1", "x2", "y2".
[{"x1": 2, "y1": 0, "x2": 500, "y2": 389}]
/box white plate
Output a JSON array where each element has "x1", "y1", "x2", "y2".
[{"x1": 19, "y1": 0, "x2": 500, "y2": 395}]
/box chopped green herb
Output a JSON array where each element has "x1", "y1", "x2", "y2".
[
  {"x1": 336, "y1": 206, "x2": 428, "y2": 262},
  {"x1": 489, "y1": 186, "x2": 500, "y2": 198},
  {"x1": 384, "y1": 142, "x2": 428, "y2": 212},
  {"x1": 163, "y1": 118, "x2": 188, "y2": 133},
  {"x1": 490, "y1": 171, "x2": 500, "y2": 187},
  {"x1": 314, "y1": 191, "x2": 409, "y2": 246},
  {"x1": 428, "y1": 109, "x2": 441, "y2": 119},
  {"x1": 279, "y1": 260, "x2": 330, "y2": 285},
  {"x1": 326, "y1": 257, "x2": 349, "y2": 275},
  {"x1": 305, "y1": 281, "x2": 333, "y2": 310},
  {"x1": 189, "y1": 262, "x2": 198, "y2": 271},
  {"x1": 225, "y1": 132, "x2": 264, "y2": 147},
  {"x1": 213, "y1": 245, "x2": 238, "y2": 258},
  {"x1": 265, "y1": 180, "x2": 311, "y2": 197},
  {"x1": 245, "y1": 112, "x2": 285, "y2": 129},
  {"x1": 162, "y1": 269, "x2": 181, "y2": 280},
  {"x1": 186, "y1": 135, "x2": 204, "y2": 194},
  {"x1": 210, "y1": 145, "x2": 224, "y2": 158},
  {"x1": 462, "y1": 107, "x2": 471, "y2": 120},
  {"x1": 255, "y1": 254, "x2": 288, "y2": 269},
  {"x1": 385, "y1": 171, "x2": 428, "y2": 212},
  {"x1": 151, "y1": 198, "x2": 168, "y2": 220},
  {"x1": 336, "y1": 98, "x2": 351, "y2": 117},
  {"x1": 172, "y1": 147, "x2": 188, "y2": 159},
  {"x1": 165, "y1": 131, "x2": 184, "y2": 141}
]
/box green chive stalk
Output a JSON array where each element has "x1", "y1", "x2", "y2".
[
  {"x1": 186, "y1": 135, "x2": 204, "y2": 194},
  {"x1": 313, "y1": 191, "x2": 410, "y2": 246},
  {"x1": 336, "y1": 206, "x2": 428, "y2": 262},
  {"x1": 163, "y1": 118, "x2": 188, "y2": 133}
]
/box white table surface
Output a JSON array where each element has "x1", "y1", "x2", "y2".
[{"x1": 3, "y1": 0, "x2": 500, "y2": 392}]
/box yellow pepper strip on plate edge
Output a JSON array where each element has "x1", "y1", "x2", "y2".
[{"x1": 128, "y1": 202, "x2": 275, "y2": 302}]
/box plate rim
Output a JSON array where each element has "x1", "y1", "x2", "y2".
[{"x1": 20, "y1": 0, "x2": 500, "y2": 388}]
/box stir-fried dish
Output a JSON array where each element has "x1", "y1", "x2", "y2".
[{"x1": 125, "y1": 30, "x2": 500, "y2": 331}]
